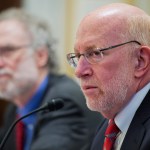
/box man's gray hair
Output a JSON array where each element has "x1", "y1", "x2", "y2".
[
  {"x1": 0, "y1": 7, "x2": 58, "y2": 73},
  {"x1": 127, "y1": 15, "x2": 150, "y2": 47}
]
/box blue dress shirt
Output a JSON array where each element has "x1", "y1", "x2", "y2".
[{"x1": 17, "y1": 76, "x2": 48, "y2": 150}]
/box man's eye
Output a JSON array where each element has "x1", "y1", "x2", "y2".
[
  {"x1": 93, "y1": 51, "x2": 101, "y2": 56},
  {"x1": 2, "y1": 47, "x2": 16, "y2": 52},
  {"x1": 0, "y1": 47, "x2": 15, "y2": 55},
  {"x1": 75, "y1": 54, "x2": 81, "y2": 60},
  {"x1": 87, "y1": 51, "x2": 101, "y2": 57}
]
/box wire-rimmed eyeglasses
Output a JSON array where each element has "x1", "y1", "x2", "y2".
[
  {"x1": 0, "y1": 44, "x2": 31, "y2": 62},
  {"x1": 66, "y1": 40, "x2": 141, "y2": 68}
]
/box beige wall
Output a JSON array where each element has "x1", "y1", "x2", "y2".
[{"x1": 22, "y1": 0, "x2": 150, "y2": 77}]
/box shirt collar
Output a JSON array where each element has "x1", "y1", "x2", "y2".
[
  {"x1": 115, "y1": 82, "x2": 150, "y2": 134},
  {"x1": 17, "y1": 75, "x2": 49, "y2": 124}
]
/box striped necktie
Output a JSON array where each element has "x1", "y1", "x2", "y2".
[{"x1": 103, "y1": 119, "x2": 120, "y2": 150}]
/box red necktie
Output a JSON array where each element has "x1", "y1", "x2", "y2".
[
  {"x1": 16, "y1": 116, "x2": 25, "y2": 150},
  {"x1": 103, "y1": 119, "x2": 120, "y2": 150}
]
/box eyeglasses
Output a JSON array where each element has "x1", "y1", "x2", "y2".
[
  {"x1": 0, "y1": 44, "x2": 31, "y2": 62},
  {"x1": 66, "y1": 40, "x2": 141, "y2": 68}
]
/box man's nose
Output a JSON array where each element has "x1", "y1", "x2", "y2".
[
  {"x1": 0, "y1": 56, "x2": 7, "y2": 67},
  {"x1": 75, "y1": 56, "x2": 92, "y2": 78}
]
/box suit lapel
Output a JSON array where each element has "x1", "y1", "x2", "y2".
[
  {"x1": 121, "y1": 90, "x2": 150, "y2": 150},
  {"x1": 121, "y1": 120, "x2": 145, "y2": 150},
  {"x1": 39, "y1": 73, "x2": 61, "y2": 104},
  {"x1": 91, "y1": 119, "x2": 107, "y2": 150}
]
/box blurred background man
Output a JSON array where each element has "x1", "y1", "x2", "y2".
[{"x1": 0, "y1": 8, "x2": 103, "y2": 150}]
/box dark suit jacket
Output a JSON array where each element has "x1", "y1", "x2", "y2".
[
  {"x1": 0, "y1": 74, "x2": 103, "y2": 150},
  {"x1": 91, "y1": 90, "x2": 150, "y2": 150}
]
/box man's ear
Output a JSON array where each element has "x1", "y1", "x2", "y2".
[
  {"x1": 134, "y1": 46, "x2": 150, "y2": 78},
  {"x1": 35, "y1": 46, "x2": 49, "y2": 67}
]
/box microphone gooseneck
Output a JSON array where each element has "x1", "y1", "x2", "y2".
[
  {"x1": 40, "y1": 98, "x2": 64, "y2": 111},
  {"x1": 0, "y1": 98, "x2": 64, "y2": 150}
]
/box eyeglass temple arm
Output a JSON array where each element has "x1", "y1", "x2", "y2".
[{"x1": 101, "y1": 40, "x2": 141, "y2": 52}]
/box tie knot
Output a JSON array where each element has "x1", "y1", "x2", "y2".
[
  {"x1": 103, "y1": 119, "x2": 120, "y2": 150},
  {"x1": 105, "y1": 119, "x2": 120, "y2": 138}
]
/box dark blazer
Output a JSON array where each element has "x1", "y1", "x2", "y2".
[
  {"x1": 91, "y1": 90, "x2": 150, "y2": 150},
  {"x1": 0, "y1": 74, "x2": 103, "y2": 150}
]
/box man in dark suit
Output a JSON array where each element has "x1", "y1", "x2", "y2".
[
  {"x1": 0, "y1": 8, "x2": 103, "y2": 150},
  {"x1": 66, "y1": 3, "x2": 150, "y2": 150}
]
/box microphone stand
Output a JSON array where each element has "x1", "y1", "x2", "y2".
[{"x1": 0, "y1": 98, "x2": 64, "y2": 150}]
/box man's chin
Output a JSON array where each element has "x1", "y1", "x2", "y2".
[
  {"x1": 85, "y1": 97, "x2": 98, "y2": 111},
  {"x1": 0, "y1": 93, "x2": 11, "y2": 101},
  {"x1": 0, "y1": 86, "x2": 7, "y2": 92}
]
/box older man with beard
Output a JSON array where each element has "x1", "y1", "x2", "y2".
[
  {"x1": 67, "y1": 3, "x2": 150, "y2": 150},
  {"x1": 0, "y1": 8, "x2": 103, "y2": 150}
]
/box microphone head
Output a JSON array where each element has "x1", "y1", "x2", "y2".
[{"x1": 46, "y1": 98, "x2": 64, "y2": 111}]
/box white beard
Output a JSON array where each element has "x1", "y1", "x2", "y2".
[
  {"x1": 0, "y1": 53, "x2": 39, "y2": 101},
  {"x1": 84, "y1": 62, "x2": 133, "y2": 117}
]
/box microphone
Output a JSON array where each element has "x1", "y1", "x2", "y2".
[{"x1": 0, "y1": 98, "x2": 64, "y2": 150}]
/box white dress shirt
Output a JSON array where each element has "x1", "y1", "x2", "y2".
[{"x1": 114, "y1": 82, "x2": 150, "y2": 150}]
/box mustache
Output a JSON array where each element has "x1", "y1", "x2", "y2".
[
  {"x1": 0, "y1": 69, "x2": 13, "y2": 75},
  {"x1": 80, "y1": 78, "x2": 99, "y2": 87}
]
